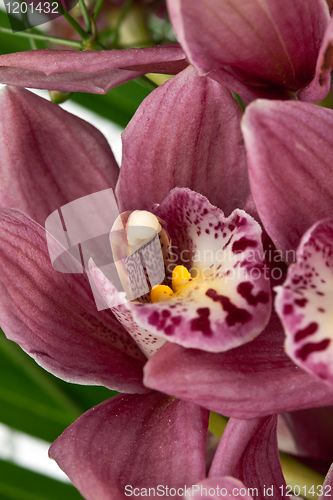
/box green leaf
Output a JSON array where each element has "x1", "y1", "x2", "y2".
[
  {"x1": 0, "y1": 330, "x2": 116, "y2": 442},
  {"x1": 0, "y1": 10, "x2": 46, "y2": 53},
  {"x1": 0, "y1": 459, "x2": 83, "y2": 499},
  {"x1": 70, "y1": 79, "x2": 151, "y2": 128}
]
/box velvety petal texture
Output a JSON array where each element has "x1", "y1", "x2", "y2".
[
  {"x1": 299, "y1": 16, "x2": 333, "y2": 102},
  {"x1": 144, "y1": 313, "x2": 333, "y2": 418},
  {"x1": 209, "y1": 416, "x2": 286, "y2": 500},
  {"x1": 0, "y1": 209, "x2": 147, "y2": 393},
  {"x1": 49, "y1": 392, "x2": 209, "y2": 500},
  {"x1": 117, "y1": 65, "x2": 249, "y2": 215},
  {"x1": 275, "y1": 219, "x2": 333, "y2": 386},
  {"x1": 283, "y1": 407, "x2": 333, "y2": 462},
  {"x1": 188, "y1": 477, "x2": 254, "y2": 500},
  {"x1": 167, "y1": 0, "x2": 329, "y2": 97},
  {"x1": 91, "y1": 189, "x2": 271, "y2": 353},
  {"x1": 242, "y1": 100, "x2": 333, "y2": 261},
  {"x1": 0, "y1": 45, "x2": 188, "y2": 93},
  {"x1": 0, "y1": 86, "x2": 119, "y2": 225}
]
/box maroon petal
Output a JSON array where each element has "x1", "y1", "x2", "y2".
[
  {"x1": 209, "y1": 416, "x2": 286, "y2": 500},
  {"x1": 144, "y1": 313, "x2": 333, "y2": 418},
  {"x1": 320, "y1": 464, "x2": 333, "y2": 500},
  {"x1": 0, "y1": 86, "x2": 119, "y2": 226},
  {"x1": 117, "y1": 65, "x2": 249, "y2": 216},
  {"x1": 299, "y1": 16, "x2": 333, "y2": 102},
  {"x1": 242, "y1": 100, "x2": 333, "y2": 260},
  {"x1": 275, "y1": 219, "x2": 333, "y2": 386},
  {"x1": 0, "y1": 45, "x2": 188, "y2": 93},
  {"x1": 0, "y1": 209, "x2": 147, "y2": 393},
  {"x1": 283, "y1": 407, "x2": 333, "y2": 462},
  {"x1": 49, "y1": 392, "x2": 209, "y2": 500},
  {"x1": 167, "y1": 0, "x2": 329, "y2": 94},
  {"x1": 188, "y1": 477, "x2": 254, "y2": 500}
]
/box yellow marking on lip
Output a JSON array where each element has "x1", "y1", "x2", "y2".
[
  {"x1": 172, "y1": 265, "x2": 192, "y2": 292},
  {"x1": 151, "y1": 285, "x2": 174, "y2": 303}
]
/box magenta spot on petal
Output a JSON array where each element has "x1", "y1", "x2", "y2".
[
  {"x1": 237, "y1": 282, "x2": 269, "y2": 306},
  {"x1": 165, "y1": 325, "x2": 175, "y2": 335},
  {"x1": 206, "y1": 289, "x2": 251, "y2": 326},
  {"x1": 295, "y1": 298, "x2": 308, "y2": 307},
  {"x1": 215, "y1": 233, "x2": 218, "y2": 239},
  {"x1": 296, "y1": 338, "x2": 330, "y2": 361},
  {"x1": 191, "y1": 307, "x2": 211, "y2": 336},
  {"x1": 148, "y1": 311, "x2": 159, "y2": 326},
  {"x1": 171, "y1": 316, "x2": 182, "y2": 326},
  {"x1": 205, "y1": 229, "x2": 210, "y2": 235},
  {"x1": 295, "y1": 322, "x2": 318, "y2": 342},
  {"x1": 232, "y1": 237, "x2": 257, "y2": 253},
  {"x1": 283, "y1": 304, "x2": 293, "y2": 315},
  {"x1": 162, "y1": 310, "x2": 171, "y2": 318}
]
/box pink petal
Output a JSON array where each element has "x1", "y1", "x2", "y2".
[
  {"x1": 0, "y1": 86, "x2": 119, "y2": 226},
  {"x1": 283, "y1": 407, "x2": 333, "y2": 462},
  {"x1": 275, "y1": 219, "x2": 333, "y2": 386},
  {"x1": 299, "y1": 16, "x2": 333, "y2": 102},
  {"x1": 0, "y1": 45, "x2": 188, "y2": 93},
  {"x1": 167, "y1": 0, "x2": 329, "y2": 96},
  {"x1": 242, "y1": 100, "x2": 333, "y2": 261},
  {"x1": 131, "y1": 188, "x2": 271, "y2": 352},
  {"x1": 49, "y1": 392, "x2": 209, "y2": 500},
  {"x1": 0, "y1": 209, "x2": 147, "y2": 393},
  {"x1": 209, "y1": 416, "x2": 286, "y2": 500},
  {"x1": 117, "y1": 65, "x2": 249, "y2": 216},
  {"x1": 188, "y1": 478, "x2": 254, "y2": 500},
  {"x1": 144, "y1": 313, "x2": 333, "y2": 418}
]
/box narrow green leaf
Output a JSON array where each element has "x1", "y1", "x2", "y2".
[
  {"x1": 0, "y1": 459, "x2": 83, "y2": 499},
  {"x1": 70, "y1": 79, "x2": 151, "y2": 128},
  {"x1": 0, "y1": 331, "x2": 116, "y2": 442}
]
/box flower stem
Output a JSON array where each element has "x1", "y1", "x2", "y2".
[
  {"x1": 0, "y1": 26, "x2": 83, "y2": 48},
  {"x1": 52, "y1": 0, "x2": 90, "y2": 40},
  {"x1": 92, "y1": 0, "x2": 105, "y2": 20},
  {"x1": 78, "y1": 0, "x2": 92, "y2": 33}
]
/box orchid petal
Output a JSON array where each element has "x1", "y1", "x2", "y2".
[
  {"x1": 117, "y1": 65, "x2": 249, "y2": 216},
  {"x1": 0, "y1": 209, "x2": 147, "y2": 393},
  {"x1": 188, "y1": 478, "x2": 253, "y2": 500},
  {"x1": 0, "y1": 86, "x2": 119, "y2": 226},
  {"x1": 167, "y1": 0, "x2": 329, "y2": 96},
  {"x1": 0, "y1": 45, "x2": 188, "y2": 93},
  {"x1": 144, "y1": 312, "x2": 333, "y2": 418},
  {"x1": 209, "y1": 416, "x2": 286, "y2": 500},
  {"x1": 299, "y1": 16, "x2": 333, "y2": 102},
  {"x1": 275, "y1": 219, "x2": 333, "y2": 386},
  {"x1": 49, "y1": 392, "x2": 209, "y2": 500},
  {"x1": 89, "y1": 262, "x2": 167, "y2": 358},
  {"x1": 131, "y1": 188, "x2": 271, "y2": 352},
  {"x1": 242, "y1": 100, "x2": 333, "y2": 261},
  {"x1": 283, "y1": 407, "x2": 333, "y2": 462},
  {"x1": 320, "y1": 464, "x2": 333, "y2": 500}
]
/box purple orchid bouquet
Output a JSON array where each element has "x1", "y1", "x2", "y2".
[{"x1": 1, "y1": 0, "x2": 333, "y2": 499}]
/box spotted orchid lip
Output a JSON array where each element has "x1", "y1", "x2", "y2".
[
  {"x1": 275, "y1": 218, "x2": 333, "y2": 386},
  {"x1": 91, "y1": 188, "x2": 272, "y2": 357}
]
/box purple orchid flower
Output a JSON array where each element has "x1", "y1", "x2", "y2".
[
  {"x1": 240, "y1": 98, "x2": 333, "y2": 387},
  {"x1": 1, "y1": 63, "x2": 333, "y2": 425},
  {"x1": 49, "y1": 398, "x2": 333, "y2": 500},
  {"x1": 1, "y1": 0, "x2": 333, "y2": 104},
  {"x1": 166, "y1": 0, "x2": 333, "y2": 103}
]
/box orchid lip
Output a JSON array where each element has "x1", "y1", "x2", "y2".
[{"x1": 90, "y1": 189, "x2": 272, "y2": 356}]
